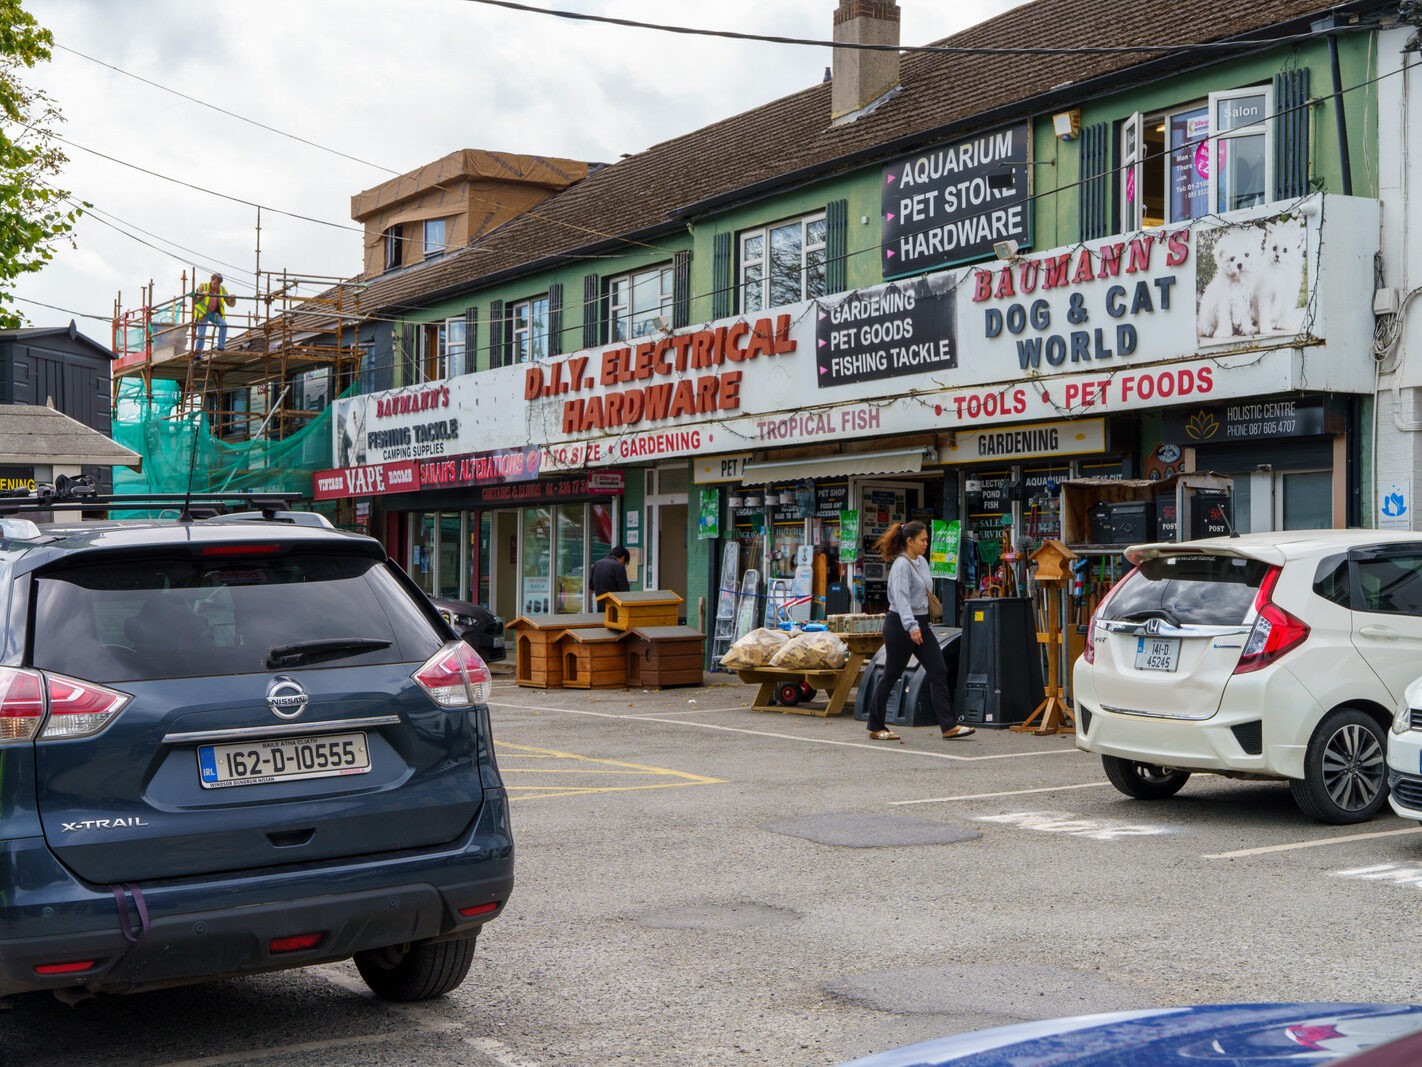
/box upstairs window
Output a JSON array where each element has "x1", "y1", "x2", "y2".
[
  {"x1": 423, "y1": 218, "x2": 446, "y2": 258},
  {"x1": 383, "y1": 224, "x2": 404, "y2": 271},
  {"x1": 441, "y1": 316, "x2": 466, "y2": 376},
  {"x1": 1120, "y1": 85, "x2": 1273, "y2": 231},
  {"x1": 512, "y1": 296, "x2": 549, "y2": 363},
  {"x1": 607, "y1": 265, "x2": 674, "y2": 341},
  {"x1": 739, "y1": 214, "x2": 827, "y2": 313}
]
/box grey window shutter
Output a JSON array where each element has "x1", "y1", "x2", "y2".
[
  {"x1": 400, "y1": 324, "x2": 416, "y2": 383},
  {"x1": 1080, "y1": 121, "x2": 1113, "y2": 241},
  {"x1": 488, "y1": 299, "x2": 504, "y2": 368},
  {"x1": 825, "y1": 199, "x2": 848, "y2": 294},
  {"x1": 463, "y1": 305, "x2": 478, "y2": 373},
  {"x1": 672, "y1": 250, "x2": 692, "y2": 328},
  {"x1": 1273, "y1": 68, "x2": 1311, "y2": 201},
  {"x1": 712, "y1": 231, "x2": 733, "y2": 319},
  {"x1": 547, "y1": 283, "x2": 564, "y2": 357},
  {"x1": 582, "y1": 273, "x2": 600, "y2": 349}
]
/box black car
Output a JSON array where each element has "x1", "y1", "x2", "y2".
[
  {"x1": 0, "y1": 490, "x2": 512, "y2": 1005},
  {"x1": 428, "y1": 596, "x2": 506, "y2": 662}
]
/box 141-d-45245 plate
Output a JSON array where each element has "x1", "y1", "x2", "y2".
[
  {"x1": 1134, "y1": 637, "x2": 1181, "y2": 672},
  {"x1": 198, "y1": 732, "x2": 371, "y2": 789}
]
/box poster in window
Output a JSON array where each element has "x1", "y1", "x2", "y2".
[
  {"x1": 697, "y1": 487, "x2": 719, "y2": 540},
  {"x1": 1169, "y1": 109, "x2": 1209, "y2": 222},
  {"x1": 930, "y1": 520, "x2": 961, "y2": 580},
  {"x1": 839, "y1": 510, "x2": 859, "y2": 563}
]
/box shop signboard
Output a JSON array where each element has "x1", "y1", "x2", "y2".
[
  {"x1": 475, "y1": 475, "x2": 608, "y2": 507},
  {"x1": 943, "y1": 418, "x2": 1106, "y2": 463},
  {"x1": 693, "y1": 453, "x2": 752, "y2": 483},
  {"x1": 930, "y1": 519, "x2": 961, "y2": 580},
  {"x1": 815, "y1": 276, "x2": 956, "y2": 388},
  {"x1": 815, "y1": 482, "x2": 849, "y2": 519},
  {"x1": 881, "y1": 123, "x2": 1032, "y2": 276},
  {"x1": 312, "y1": 460, "x2": 419, "y2": 501},
  {"x1": 587, "y1": 470, "x2": 625, "y2": 494},
  {"x1": 839, "y1": 510, "x2": 859, "y2": 563},
  {"x1": 1161, "y1": 397, "x2": 1336, "y2": 442},
  {"x1": 334, "y1": 197, "x2": 1369, "y2": 470},
  {"x1": 698, "y1": 487, "x2": 719, "y2": 540},
  {"x1": 0, "y1": 466, "x2": 35, "y2": 493}
]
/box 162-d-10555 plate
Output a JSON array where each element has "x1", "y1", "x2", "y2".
[{"x1": 198, "y1": 732, "x2": 371, "y2": 789}]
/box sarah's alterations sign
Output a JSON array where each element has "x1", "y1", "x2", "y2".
[
  {"x1": 815, "y1": 276, "x2": 956, "y2": 388},
  {"x1": 881, "y1": 124, "x2": 1031, "y2": 277}
]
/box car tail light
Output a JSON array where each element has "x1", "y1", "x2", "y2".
[
  {"x1": 413, "y1": 641, "x2": 492, "y2": 708},
  {"x1": 33, "y1": 960, "x2": 96, "y2": 975},
  {"x1": 269, "y1": 933, "x2": 324, "y2": 954},
  {"x1": 39, "y1": 673, "x2": 132, "y2": 739},
  {"x1": 1233, "y1": 566, "x2": 1309, "y2": 674},
  {"x1": 1082, "y1": 567, "x2": 1136, "y2": 666},
  {"x1": 200, "y1": 544, "x2": 282, "y2": 557},
  {"x1": 0, "y1": 668, "x2": 45, "y2": 741}
]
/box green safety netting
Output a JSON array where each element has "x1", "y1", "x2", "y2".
[{"x1": 112, "y1": 378, "x2": 338, "y2": 499}]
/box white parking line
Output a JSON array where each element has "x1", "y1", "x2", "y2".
[
  {"x1": 1202, "y1": 825, "x2": 1422, "y2": 859},
  {"x1": 625, "y1": 705, "x2": 750, "y2": 717},
  {"x1": 892, "y1": 781, "x2": 1112, "y2": 805},
  {"x1": 488, "y1": 700, "x2": 1084, "y2": 762}
]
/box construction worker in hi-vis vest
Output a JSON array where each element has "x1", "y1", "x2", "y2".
[{"x1": 193, "y1": 273, "x2": 235, "y2": 354}]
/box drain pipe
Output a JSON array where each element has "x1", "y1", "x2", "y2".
[{"x1": 1317, "y1": 15, "x2": 1354, "y2": 195}]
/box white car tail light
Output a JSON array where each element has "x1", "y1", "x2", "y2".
[
  {"x1": 39, "y1": 673, "x2": 132, "y2": 739},
  {"x1": 0, "y1": 668, "x2": 45, "y2": 741},
  {"x1": 0, "y1": 668, "x2": 131, "y2": 742},
  {"x1": 413, "y1": 641, "x2": 492, "y2": 708},
  {"x1": 1082, "y1": 567, "x2": 1136, "y2": 666},
  {"x1": 1233, "y1": 566, "x2": 1310, "y2": 674}
]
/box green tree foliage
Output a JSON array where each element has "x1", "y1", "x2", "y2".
[{"x1": 0, "y1": 0, "x2": 81, "y2": 328}]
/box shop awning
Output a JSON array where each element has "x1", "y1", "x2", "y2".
[{"x1": 737, "y1": 446, "x2": 933, "y2": 485}]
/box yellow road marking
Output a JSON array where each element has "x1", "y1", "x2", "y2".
[{"x1": 495, "y1": 741, "x2": 724, "y2": 802}]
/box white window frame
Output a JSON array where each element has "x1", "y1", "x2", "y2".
[
  {"x1": 512, "y1": 295, "x2": 549, "y2": 363},
  {"x1": 423, "y1": 218, "x2": 447, "y2": 258},
  {"x1": 738, "y1": 213, "x2": 827, "y2": 314},
  {"x1": 1120, "y1": 86, "x2": 1275, "y2": 232},
  {"x1": 607, "y1": 265, "x2": 675, "y2": 342},
  {"x1": 1208, "y1": 85, "x2": 1275, "y2": 215},
  {"x1": 441, "y1": 316, "x2": 466, "y2": 377}
]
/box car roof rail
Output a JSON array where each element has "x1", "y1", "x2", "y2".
[
  {"x1": 0, "y1": 482, "x2": 305, "y2": 521},
  {"x1": 201, "y1": 510, "x2": 335, "y2": 529}
]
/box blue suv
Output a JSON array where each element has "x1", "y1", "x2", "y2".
[{"x1": 0, "y1": 492, "x2": 512, "y2": 1004}]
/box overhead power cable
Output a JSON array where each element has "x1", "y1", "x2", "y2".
[
  {"x1": 52, "y1": 43, "x2": 402, "y2": 176},
  {"x1": 12, "y1": 294, "x2": 111, "y2": 323},
  {"x1": 460, "y1": 0, "x2": 1322, "y2": 56}
]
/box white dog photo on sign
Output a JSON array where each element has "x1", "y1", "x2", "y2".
[
  {"x1": 1196, "y1": 227, "x2": 1261, "y2": 341},
  {"x1": 1253, "y1": 217, "x2": 1307, "y2": 335}
]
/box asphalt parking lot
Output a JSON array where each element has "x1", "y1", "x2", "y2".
[{"x1": 6, "y1": 674, "x2": 1422, "y2": 1066}]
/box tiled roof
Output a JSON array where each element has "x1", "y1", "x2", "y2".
[{"x1": 294, "y1": 0, "x2": 1381, "y2": 324}]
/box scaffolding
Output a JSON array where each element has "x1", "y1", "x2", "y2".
[{"x1": 111, "y1": 270, "x2": 366, "y2": 497}]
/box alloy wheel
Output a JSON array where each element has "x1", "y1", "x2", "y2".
[{"x1": 1320, "y1": 723, "x2": 1384, "y2": 812}]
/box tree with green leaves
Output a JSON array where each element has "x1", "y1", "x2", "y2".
[{"x1": 0, "y1": 0, "x2": 81, "y2": 328}]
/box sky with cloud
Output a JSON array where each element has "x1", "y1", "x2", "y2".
[{"x1": 14, "y1": 0, "x2": 1028, "y2": 336}]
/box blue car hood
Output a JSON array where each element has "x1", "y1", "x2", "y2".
[{"x1": 837, "y1": 1003, "x2": 1422, "y2": 1066}]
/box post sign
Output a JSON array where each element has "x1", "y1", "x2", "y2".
[
  {"x1": 815, "y1": 276, "x2": 956, "y2": 388},
  {"x1": 881, "y1": 123, "x2": 1032, "y2": 277}
]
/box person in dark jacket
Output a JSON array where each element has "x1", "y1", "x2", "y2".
[{"x1": 590, "y1": 546, "x2": 631, "y2": 602}]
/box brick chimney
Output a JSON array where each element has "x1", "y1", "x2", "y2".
[{"x1": 832, "y1": 0, "x2": 901, "y2": 121}]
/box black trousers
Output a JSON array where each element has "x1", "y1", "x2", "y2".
[{"x1": 869, "y1": 614, "x2": 956, "y2": 733}]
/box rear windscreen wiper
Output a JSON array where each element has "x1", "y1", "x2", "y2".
[
  {"x1": 1114, "y1": 608, "x2": 1183, "y2": 627},
  {"x1": 267, "y1": 637, "x2": 391, "y2": 668}
]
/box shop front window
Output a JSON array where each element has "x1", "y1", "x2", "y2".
[
  {"x1": 439, "y1": 513, "x2": 461, "y2": 599},
  {"x1": 1281, "y1": 470, "x2": 1331, "y2": 530},
  {"x1": 412, "y1": 513, "x2": 436, "y2": 594},
  {"x1": 591, "y1": 503, "x2": 614, "y2": 572},
  {"x1": 521, "y1": 507, "x2": 552, "y2": 615},
  {"x1": 556, "y1": 505, "x2": 587, "y2": 613}
]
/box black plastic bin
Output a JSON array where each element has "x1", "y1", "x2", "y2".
[
  {"x1": 954, "y1": 597, "x2": 1044, "y2": 728},
  {"x1": 853, "y1": 625, "x2": 962, "y2": 727}
]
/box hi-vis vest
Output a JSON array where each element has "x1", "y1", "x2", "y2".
[{"x1": 193, "y1": 283, "x2": 227, "y2": 319}]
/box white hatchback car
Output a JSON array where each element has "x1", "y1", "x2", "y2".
[{"x1": 1074, "y1": 530, "x2": 1422, "y2": 824}]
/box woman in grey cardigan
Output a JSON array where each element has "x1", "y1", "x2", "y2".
[{"x1": 866, "y1": 520, "x2": 975, "y2": 742}]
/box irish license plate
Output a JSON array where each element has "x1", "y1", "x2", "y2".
[
  {"x1": 197, "y1": 732, "x2": 370, "y2": 789},
  {"x1": 1134, "y1": 637, "x2": 1180, "y2": 672}
]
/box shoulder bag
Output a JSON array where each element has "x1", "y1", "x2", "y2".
[{"x1": 906, "y1": 557, "x2": 943, "y2": 622}]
